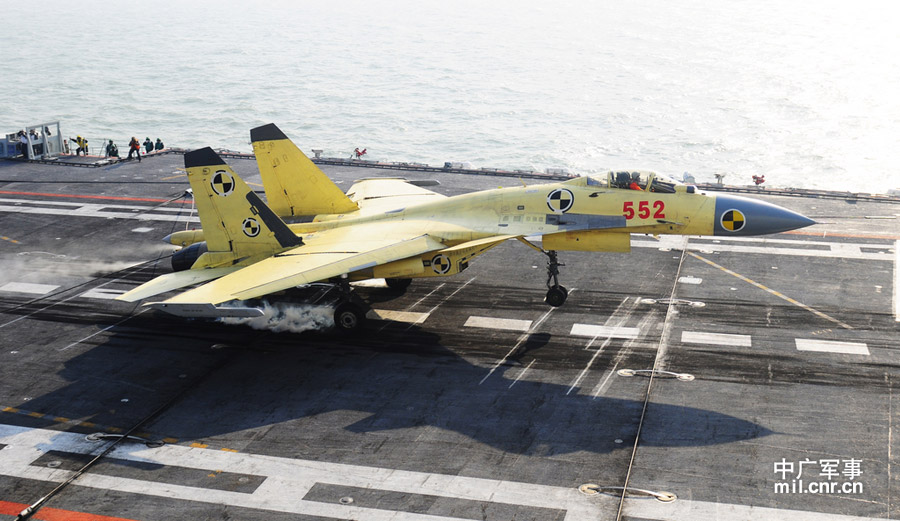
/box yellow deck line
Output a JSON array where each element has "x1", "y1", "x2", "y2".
[{"x1": 688, "y1": 252, "x2": 854, "y2": 330}]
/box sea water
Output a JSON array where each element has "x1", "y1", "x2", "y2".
[{"x1": 2, "y1": 0, "x2": 898, "y2": 194}]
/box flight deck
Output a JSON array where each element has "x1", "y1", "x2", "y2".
[{"x1": 0, "y1": 152, "x2": 898, "y2": 520}]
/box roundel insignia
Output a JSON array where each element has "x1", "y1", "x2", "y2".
[
  {"x1": 211, "y1": 170, "x2": 234, "y2": 197},
  {"x1": 242, "y1": 217, "x2": 260, "y2": 237},
  {"x1": 546, "y1": 188, "x2": 574, "y2": 214},
  {"x1": 720, "y1": 209, "x2": 746, "y2": 232},
  {"x1": 431, "y1": 254, "x2": 452, "y2": 275}
]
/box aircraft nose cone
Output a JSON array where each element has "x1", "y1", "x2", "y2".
[{"x1": 713, "y1": 194, "x2": 816, "y2": 236}]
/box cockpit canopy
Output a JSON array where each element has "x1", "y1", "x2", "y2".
[
  {"x1": 582, "y1": 170, "x2": 680, "y2": 193},
  {"x1": 609, "y1": 170, "x2": 678, "y2": 192}
]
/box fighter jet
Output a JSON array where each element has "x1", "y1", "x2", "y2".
[{"x1": 118, "y1": 124, "x2": 815, "y2": 331}]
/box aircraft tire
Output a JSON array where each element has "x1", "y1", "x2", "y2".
[
  {"x1": 545, "y1": 286, "x2": 568, "y2": 307},
  {"x1": 334, "y1": 302, "x2": 366, "y2": 333},
  {"x1": 385, "y1": 278, "x2": 412, "y2": 290}
]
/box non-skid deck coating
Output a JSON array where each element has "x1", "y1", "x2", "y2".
[{"x1": 0, "y1": 154, "x2": 898, "y2": 521}]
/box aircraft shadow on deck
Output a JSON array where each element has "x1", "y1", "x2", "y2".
[{"x1": 7, "y1": 312, "x2": 771, "y2": 459}]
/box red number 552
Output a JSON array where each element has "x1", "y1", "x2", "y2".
[{"x1": 623, "y1": 201, "x2": 665, "y2": 220}]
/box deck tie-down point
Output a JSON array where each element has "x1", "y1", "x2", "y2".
[
  {"x1": 579, "y1": 484, "x2": 676, "y2": 502},
  {"x1": 617, "y1": 369, "x2": 694, "y2": 381},
  {"x1": 85, "y1": 432, "x2": 166, "y2": 448}
]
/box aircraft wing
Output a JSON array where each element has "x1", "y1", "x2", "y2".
[
  {"x1": 151, "y1": 225, "x2": 447, "y2": 308},
  {"x1": 346, "y1": 178, "x2": 446, "y2": 214}
]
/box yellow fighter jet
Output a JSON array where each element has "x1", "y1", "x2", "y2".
[{"x1": 118, "y1": 124, "x2": 815, "y2": 331}]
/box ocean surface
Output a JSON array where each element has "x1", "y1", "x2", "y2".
[{"x1": 3, "y1": 0, "x2": 898, "y2": 194}]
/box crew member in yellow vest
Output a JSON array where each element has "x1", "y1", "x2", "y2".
[{"x1": 72, "y1": 136, "x2": 88, "y2": 156}]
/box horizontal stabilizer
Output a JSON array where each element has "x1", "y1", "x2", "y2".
[
  {"x1": 346, "y1": 178, "x2": 445, "y2": 214},
  {"x1": 161, "y1": 232, "x2": 447, "y2": 305},
  {"x1": 146, "y1": 302, "x2": 264, "y2": 318},
  {"x1": 407, "y1": 180, "x2": 440, "y2": 187},
  {"x1": 116, "y1": 267, "x2": 240, "y2": 302}
]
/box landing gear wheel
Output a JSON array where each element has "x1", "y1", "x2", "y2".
[
  {"x1": 334, "y1": 302, "x2": 366, "y2": 333},
  {"x1": 385, "y1": 278, "x2": 412, "y2": 290},
  {"x1": 543, "y1": 249, "x2": 568, "y2": 307},
  {"x1": 545, "y1": 285, "x2": 568, "y2": 307}
]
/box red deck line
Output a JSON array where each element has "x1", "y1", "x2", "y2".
[
  {"x1": 0, "y1": 500, "x2": 141, "y2": 521},
  {"x1": 0, "y1": 190, "x2": 191, "y2": 204}
]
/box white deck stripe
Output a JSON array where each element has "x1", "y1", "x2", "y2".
[
  {"x1": 682, "y1": 331, "x2": 752, "y2": 347},
  {"x1": 633, "y1": 234, "x2": 892, "y2": 261},
  {"x1": 0, "y1": 282, "x2": 59, "y2": 295},
  {"x1": 368, "y1": 309, "x2": 430, "y2": 324},
  {"x1": 79, "y1": 288, "x2": 127, "y2": 300},
  {"x1": 0, "y1": 198, "x2": 199, "y2": 223},
  {"x1": 570, "y1": 323, "x2": 639, "y2": 340},
  {"x1": 795, "y1": 338, "x2": 870, "y2": 355},
  {"x1": 626, "y1": 496, "x2": 881, "y2": 521},
  {"x1": 465, "y1": 316, "x2": 533, "y2": 332},
  {"x1": 894, "y1": 240, "x2": 899, "y2": 322},
  {"x1": 0, "y1": 424, "x2": 603, "y2": 521}
]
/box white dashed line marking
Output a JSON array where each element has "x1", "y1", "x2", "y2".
[
  {"x1": 795, "y1": 339, "x2": 869, "y2": 356},
  {"x1": 80, "y1": 288, "x2": 128, "y2": 300},
  {"x1": 570, "y1": 324, "x2": 639, "y2": 340},
  {"x1": 0, "y1": 282, "x2": 59, "y2": 295},
  {"x1": 368, "y1": 309, "x2": 430, "y2": 324},
  {"x1": 682, "y1": 331, "x2": 752, "y2": 347},
  {"x1": 894, "y1": 240, "x2": 899, "y2": 322},
  {"x1": 465, "y1": 316, "x2": 533, "y2": 332}
]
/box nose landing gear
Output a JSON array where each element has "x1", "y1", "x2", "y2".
[
  {"x1": 543, "y1": 249, "x2": 568, "y2": 307},
  {"x1": 515, "y1": 237, "x2": 571, "y2": 307}
]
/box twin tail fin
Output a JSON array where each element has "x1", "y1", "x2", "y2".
[
  {"x1": 250, "y1": 123, "x2": 359, "y2": 217},
  {"x1": 184, "y1": 147, "x2": 301, "y2": 268}
]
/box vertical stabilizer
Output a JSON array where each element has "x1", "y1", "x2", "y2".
[
  {"x1": 250, "y1": 123, "x2": 359, "y2": 216},
  {"x1": 184, "y1": 147, "x2": 302, "y2": 266}
]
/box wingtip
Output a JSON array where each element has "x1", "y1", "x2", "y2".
[
  {"x1": 250, "y1": 123, "x2": 289, "y2": 143},
  {"x1": 184, "y1": 147, "x2": 226, "y2": 169}
]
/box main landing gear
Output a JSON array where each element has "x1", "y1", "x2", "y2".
[
  {"x1": 543, "y1": 249, "x2": 568, "y2": 307},
  {"x1": 330, "y1": 277, "x2": 413, "y2": 333},
  {"x1": 332, "y1": 277, "x2": 367, "y2": 334},
  {"x1": 334, "y1": 300, "x2": 366, "y2": 333}
]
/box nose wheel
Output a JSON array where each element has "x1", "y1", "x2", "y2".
[
  {"x1": 545, "y1": 285, "x2": 568, "y2": 307},
  {"x1": 543, "y1": 249, "x2": 568, "y2": 307}
]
